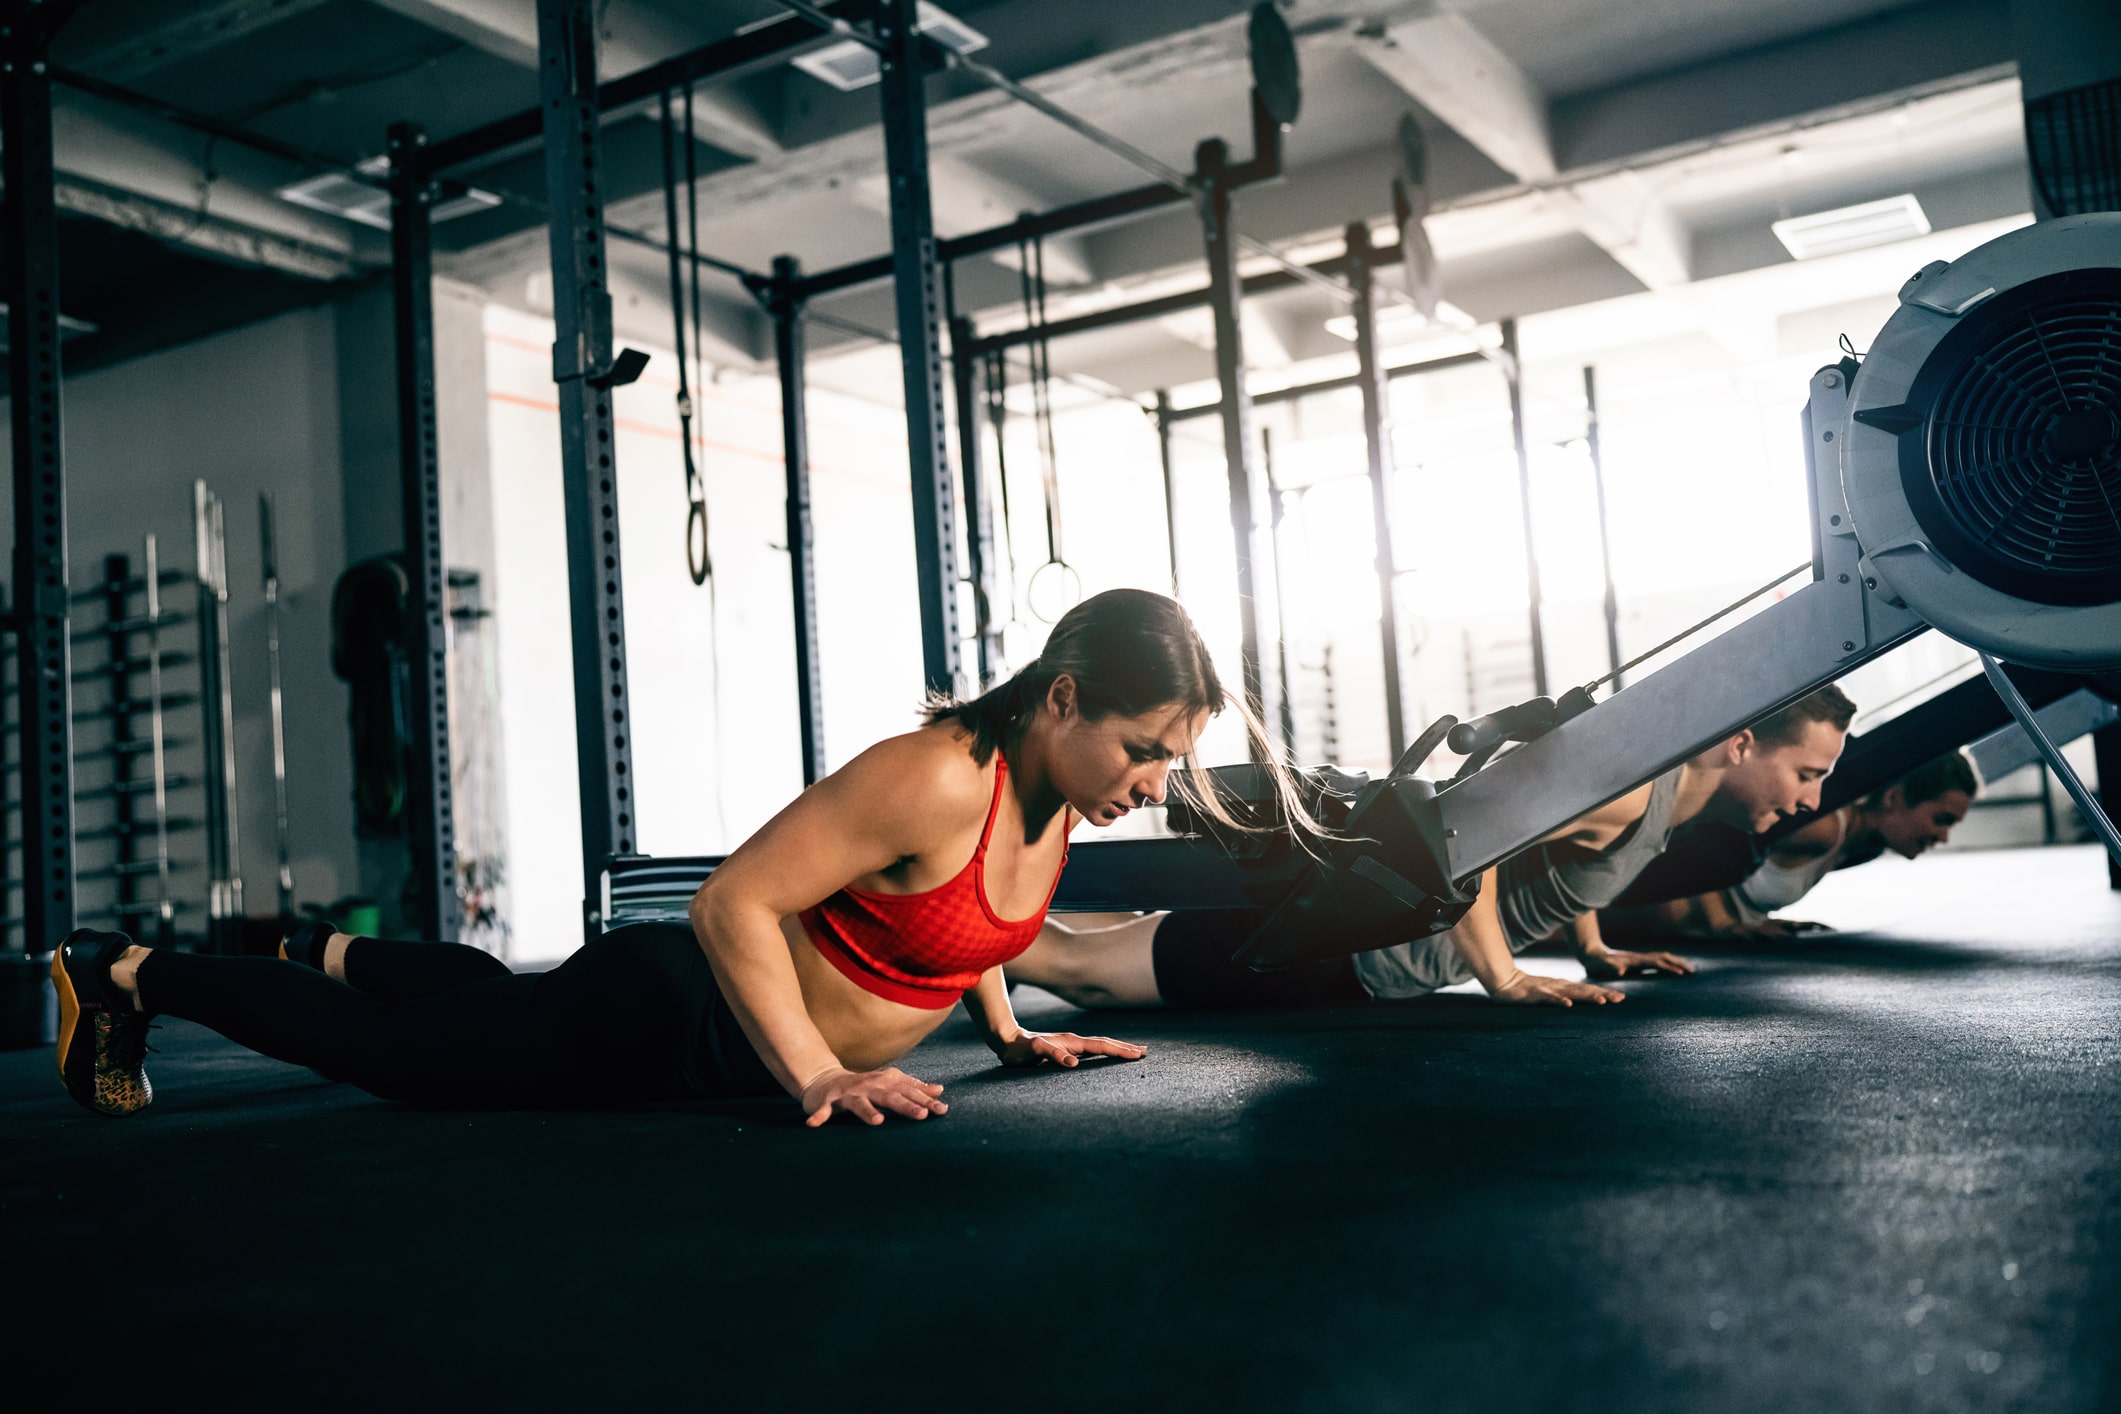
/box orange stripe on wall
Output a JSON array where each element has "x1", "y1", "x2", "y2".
[
  {"x1": 487, "y1": 389, "x2": 811, "y2": 470},
  {"x1": 484, "y1": 330, "x2": 792, "y2": 419}
]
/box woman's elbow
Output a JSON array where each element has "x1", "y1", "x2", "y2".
[
  {"x1": 690, "y1": 872, "x2": 779, "y2": 942},
  {"x1": 689, "y1": 873, "x2": 741, "y2": 937}
]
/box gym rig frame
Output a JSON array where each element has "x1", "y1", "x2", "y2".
[
  {"x1": 4, "y1": 0, "x2": 2115, "y2": 987},
  {"x1": 404, "y1": 0, "x2": 1563, "y2": 938},
  {"x1": 362, "y1": 0, "x2": 2121, "y2": 942}
]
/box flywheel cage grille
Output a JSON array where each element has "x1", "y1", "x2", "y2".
[{"x1": 1906, "y1": 269, "x2": 2121, "y2": 607}]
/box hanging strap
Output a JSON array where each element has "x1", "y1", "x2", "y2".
[
  {"x1": 660, "y1": 86, "x2": 712, "y2": 587},
  {"x1": 1017, "y1": 234, "x2": 1065, "y2": 565},
  {"x1": 982, "y1": 350, "x2": 1019, "y2": 627}
]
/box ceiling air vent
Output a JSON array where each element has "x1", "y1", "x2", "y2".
[
  {"x1": 1771, "y1": 194, "x2": 1931, "y2": 261},
  {"x1": 791, "y1": 2, "x2": 987, "y2": 91},
  {"x1": 278, "y1": 158, "x2": 501, "y2": 230}
]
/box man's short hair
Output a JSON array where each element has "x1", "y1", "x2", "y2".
[
  {"x1": 1749, "y1": 684, "x2": 1858, "y2": 748},
  {"x1": 1881, "y1": 750, "x2": 1981, "y2": 807}
]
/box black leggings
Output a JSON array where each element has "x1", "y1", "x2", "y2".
[
  {"x1": 135, "y1": 923, "x2": 781, "y2": 1108},
  {"x1": 1150, "y1": 908, "x2": 1368, "y2": 1009}
]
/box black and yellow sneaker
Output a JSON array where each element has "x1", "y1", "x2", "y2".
[{"x1": 51, "y1": 929, "x2": 154, "y2": 1117}]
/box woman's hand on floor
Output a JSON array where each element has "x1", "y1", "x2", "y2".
[
  {"x1": 1490, "y1": 971, "x2": 1625, "y2": 1007},
  {"x1": 800, "y1": 1066, "x2": 949, "y2": 1127},
  {"x1": 1582, "y1": 947, "x2": 1696, "y2": 979},
  {"x1": 996, "y1": 1031, "x2": 1148, "y2": 1069}
]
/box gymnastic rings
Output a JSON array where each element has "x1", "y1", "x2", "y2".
[
  {"x1": 1025, "y1": 558, "x2": 1082, "y2": 625},
  {"x1": 686, "y1": 491, "x2": 711, "y2": 587}
]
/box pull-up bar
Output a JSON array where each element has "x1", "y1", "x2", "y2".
[
  {"x1": 1160, "y1": 348, "x2": 1489, "y2": 423},
  {"x1": 962, "y1": 233, "x2": 1464, "y2": 362}
]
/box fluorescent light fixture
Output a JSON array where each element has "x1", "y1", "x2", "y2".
[
  {"x1": 791, "y1": 2, "x2": 987, "y2": 91},
  {"x1": 1771, "y1": 194, "x2": 1930, "y2": 261},
  {"x1": 278, "y1": 164, "x2": 501, "y2": 230}
]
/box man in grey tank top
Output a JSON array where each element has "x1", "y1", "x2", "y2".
[
  {"x1": 1599, "y1": 750, "x2": 1978, "y2": 944},
  {"x1": 1355, "y1": 685, "x2": 1859, "y2": 1002},
  {"x1": 1009, "y1": 687, "x2": 1860, "y2": 1013}
]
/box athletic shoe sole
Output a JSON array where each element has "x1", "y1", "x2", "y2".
[{"x1": 50, "y1": 939, "x2": 152, "y2": 1117}]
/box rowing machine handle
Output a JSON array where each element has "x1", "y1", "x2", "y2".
[{"x1": 1446, "y1": 696, "x2": 1559, "y2": 756}]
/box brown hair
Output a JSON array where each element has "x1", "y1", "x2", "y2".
[
  {"x1": 1750, "y1": 684, "x2": 1858, "y2": 748},
  {"x1": 1874, "y1": 750, "x2": 1981, "y2": 808},
  {"x1": 923, "y1": 588, "x2": 1326, "y2": 843}
]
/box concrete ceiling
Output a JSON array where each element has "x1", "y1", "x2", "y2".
[{"x1": 36, "y1": 0, "x2": 2045, "y2": 379}]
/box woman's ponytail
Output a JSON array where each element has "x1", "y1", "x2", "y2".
[
  {"x1": 923, "y1": 659, "x2": 1054, "y2": 765},
  {"x1": 919, "y1": 588, "x2": 1332, "y2": 849}
]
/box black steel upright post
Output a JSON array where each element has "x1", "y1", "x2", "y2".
[
  {"x1": 1501, "y1": 318, "x2": 1547, "y2": 698},
  {"x1": 1261, "y1": 427, "x2": 1298, "y2": 758},
  {"x1": 1583, "y1": 365, "x2": 1623, "y2": 686},
  {"x1": 3, "y1": 5, "x2": 76, "y2": 956},
  {"x1": 1198, "y1": 137, "x2": 1281, "y2": 755},
  {"x1": 1154, "y1": 390, "x2": 1181, "y2": 596},
  {"x1": 949, "y1": 315, "x2": 1002, "y2": 685},
  {"x1": 388, "y1": 122, "x2": 459, "y2": 942},
  {"x1": 2095, "y1": 723, "x2": 2121, "y2": 890},
  {"x1": 537, "y1": 0, "x2": 637, "y2": 935},
  {"x1": 875, "y1": 0, "x2": 961, "y2": 697},
  {"x1": 770, "y1": 256, "x2": 827, "y2": 785},
  {"x1": 1346, "y1": 222, "x2": 1408, "y2": 765},
  {"x1": 101, "y1": 556, "x2": 140, "y2": 933}
]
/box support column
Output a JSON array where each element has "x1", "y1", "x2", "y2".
[
  {"x1": 388, "y1": 122, "x2": 459, "y2": 941},
  {"x1": 1583, "y1": 365, "x2": 1623, "y2": 685},
  {"x1": 537, "y1": 0, "x2": 637, "y2": 936},
  {"x1": 1198, "y1": 137, "x2": 1282, "y2": 754},
  {"x1": 950, "y1": 315, "x2": 1002, "y2": 685},
  {"x1": 3, "y1": 5, "x2": 76, "y2": 955},
  {"x1": 1261, "y1": 428, "x2": 1298, "y2": 759},
  {"x1": 771, "y1": 257, "x2": 827, "y2": 785},
  {"x1": 1154, "y1": 390, "x2": 1181, "y2": 596},
  {"x1": 2095, "y1": 722, "x2": 2121, "y2": 890},
  {"x1": 876, "y1": 0, "x2": 961, "y2": 697},
  {"x1": 1501, "y1": 318, "x2": 1547, "y2": 698},
  {"x1": 1346, "y1": 222, "x2": 1407, "y2": 765}
]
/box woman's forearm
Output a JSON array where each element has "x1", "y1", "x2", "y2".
[
  {"x1": 1450, "y1": 868, "x2": 1521, "y2": 993},
  {"x1": 690, "y1": 894, "x2": 846, "y2": 1099},
  {"x1": 962, "y1": 968, "x2": 1023, "y2": 1053}
]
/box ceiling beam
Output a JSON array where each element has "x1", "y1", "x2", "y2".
[
  {"x1": 850, "y1": 155, "x2": 1096, "y2": 286},
  {"x1": 54, "y1": 90, "x2": 376, "y2": 267},
  {"x1": 59, "y1": 0, "x2": 333, "y2": 82},
  {"x1": 1353, "y1": 12, "x2": 1555, "y2": 182},
  {"x1": 1547, "y1": 174, "x2": 1691, "y2": 290},
  {"x1": 55, "y1": 180, "x2": 356, "y2": 280},
  {"x1": 369, "y1": 0, "x2": 783, "y2": 160},
  {"x1": 1550, "y1": 0, "x2": 2014, "y2": 170},
  {"x1": 1350, "y1": 11, "x2": 1695, "y2": 290}
]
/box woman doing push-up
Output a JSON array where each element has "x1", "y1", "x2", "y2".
[{"x1": 51, "y1": 589, "x2": 1310, "y2": 1128}]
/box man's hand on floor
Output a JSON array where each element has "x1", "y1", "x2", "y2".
[
  {"x1": 1582, "y1": 946, "x2": 1697, "y2": 979},
  {"x1": 1489, "y1": 971, "x2": 1625, "y2": 1007},
  {"x1": 1752, "y1": 918, "x2": 1832, "y2": 939}
]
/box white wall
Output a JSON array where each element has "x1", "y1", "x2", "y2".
[
  {"x1": 483, "y1": 304, "x2": 928, "y2": 963},
  {"x1": 4, "y1": 307, "x2": 359, "y2": 941}
]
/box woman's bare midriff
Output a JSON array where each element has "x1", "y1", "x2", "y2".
[{"x1": 777, "y1": 914, "x2": 956, "y2": 1071}]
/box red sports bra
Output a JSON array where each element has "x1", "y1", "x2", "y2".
[{"x1": 799, "y1": 754, "x2": 1070, "y2": 1009}]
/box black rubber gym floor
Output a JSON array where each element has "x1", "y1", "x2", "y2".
[{"x1": 6, "y1": 844, "x2": 2119, "y2": 1411}]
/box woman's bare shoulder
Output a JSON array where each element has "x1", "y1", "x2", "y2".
[{"x1": 827, "y1": 722, "x2": 993, "y2": 825}]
